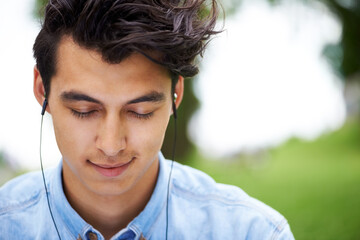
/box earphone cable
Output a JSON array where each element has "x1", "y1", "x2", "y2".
[
  {"x1": 165, "y1": 112, "x2": 177, "y2": 240},
  {"x1": 40, "y1": 114, "x2": 62, "y2": 240}
]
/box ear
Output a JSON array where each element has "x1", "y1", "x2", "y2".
[
  {"x1": 33, "y1": 65, "x2": 51, "y2": 114},
  {"x1": 173, "y1": 75, "x2": 184, "y2": 110}
]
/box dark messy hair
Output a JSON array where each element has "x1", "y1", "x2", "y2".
[{"x1": 33, "y1": 0, "x2": 221, "y2": 96}]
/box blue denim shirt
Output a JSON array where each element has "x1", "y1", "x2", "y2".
[{"x1": 0, "y1": 153, "x2": 294, "y2": 239}]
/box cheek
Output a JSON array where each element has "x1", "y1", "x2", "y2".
[
  {"x1": 129, "y1": 115, "x2": 170, "y2": 155},
  {"x1": 52, "y1": 114, "x2": 95, "y2": 160}
]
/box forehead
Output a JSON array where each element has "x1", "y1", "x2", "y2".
[{"x1": 51, "y1": 36, "x2": 171, "y2": 101}]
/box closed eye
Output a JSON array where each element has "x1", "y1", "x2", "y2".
[
  {"x1": 129, "y1": 111, "x2": 153, "y2": 120},
  {"x1": 71, "y1": 109, "x2": 97, "y2": 119}
]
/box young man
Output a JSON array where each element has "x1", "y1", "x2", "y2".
[{"x1": 0, "y1": 0, "x2": 294, "y2": 239}]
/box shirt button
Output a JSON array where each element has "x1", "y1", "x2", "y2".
[{"x1": 87, "y1": 232, "x2": 98, "y2": 240}]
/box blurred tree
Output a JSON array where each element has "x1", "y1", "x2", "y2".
[
  {"x1": 33, "y1": 0, "x2": 47, "y2": 18},
  {"x1": 33, "y1": 0, "x2": 200, "y2": 161},
  {"x1": 321, "y1": 0, "x2": 360, "y2": 116},
  {"x1": 321, "y1": 0, "x2": 360, "y2": 81},
  {"x1": 162, "y1": 78, "x2": 199, "y2": 161}
]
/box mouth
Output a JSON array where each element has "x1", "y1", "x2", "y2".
[{"x1": 88, "y1": 158, "x2": 134, "y2": 178}]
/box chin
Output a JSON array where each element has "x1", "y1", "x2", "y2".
[{"x1": 85, "y1": 177, "x2": 135, "y2": 197}]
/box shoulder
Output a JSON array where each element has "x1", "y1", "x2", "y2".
[
  {"x1": 0, "y1": 171, "x2": 45, "y2": 215},
  {"x1": 171, "y1": 161, "x2": 247, "y2": 200},
  {"x1": 0, "y1": 168, "x2": 63, "y2": 238},
  {"x1": 167, "y1": 160, "x2": 294, "y2": 239},
  {"x1": 170, "y1": 160, "x2": 254, "y2": 206}
]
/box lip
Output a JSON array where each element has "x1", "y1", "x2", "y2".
[{"x1": 89, "y1": 158, "x2": 133, "y2": 177}]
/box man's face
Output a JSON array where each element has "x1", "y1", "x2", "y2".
[{"x1": 35, "y1": 37, "x2": 182, "y2": 196}]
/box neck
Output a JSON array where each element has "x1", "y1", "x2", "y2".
[{"x1": 62, "y1": 158, "x2": 159, "y2": 239}]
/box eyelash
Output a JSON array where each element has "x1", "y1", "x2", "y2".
[
  {"x1": 70, "y1": 110, "x2": 153, "y2": 120},
  {"x1": 129, "y1": 111, "x2": 154, "y2": 120},
  {"x1": 71, "y1": 110, "x2": 96, "y2": 119}
]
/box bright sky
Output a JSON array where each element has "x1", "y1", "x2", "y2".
[
  {"x1": 0, "y1": 0, "x2": 346, "y2": 169},
  {"x1": 0, "y1": 0, "x2": 61, "y2": 169}
]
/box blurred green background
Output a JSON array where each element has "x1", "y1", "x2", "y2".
[
  {"x1": 1, "y1": 0, "x2": 360, "y2": 239},
  {"x1": 185, "y1": 120, "x2": 360, "y2": 240}
]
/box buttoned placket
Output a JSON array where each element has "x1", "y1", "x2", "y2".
[
  {"x1": 76, "y1": 232, "x2": 99, "y2": 240},
  {"x1": 87, "y1": 232, "x2": 98, "y2": 240}
]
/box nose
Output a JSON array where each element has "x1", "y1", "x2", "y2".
[{"x1": 95, "y1": 113, "x2": 127, "y2": 157}]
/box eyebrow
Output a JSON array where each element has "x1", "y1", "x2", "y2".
[
  {"x1": 60, "y1": 91, "x2": 165, "y2": 105},
  {"x1": 61, "y1": 91, "x2": 101, "y2": 104},
  {"x1": 127, "y1": 91, "x2": 165, "y2": 104}
]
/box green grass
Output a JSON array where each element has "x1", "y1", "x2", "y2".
[{"x1": 185, "y1": 121, "x2": 360, "y2": 240}]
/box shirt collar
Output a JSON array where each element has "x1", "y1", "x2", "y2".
[{"x1": 49, "y1": 152, "x2": 169, "y2": 240}]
